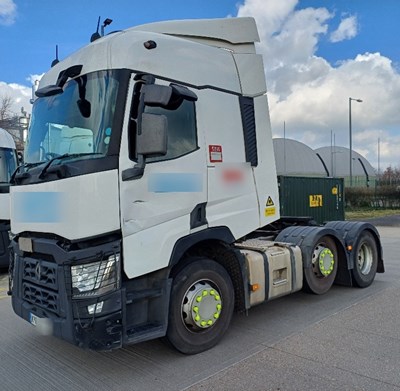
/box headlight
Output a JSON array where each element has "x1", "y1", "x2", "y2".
[{"x1": 71, "y1": 254, "x2": 120, "y2": 298}]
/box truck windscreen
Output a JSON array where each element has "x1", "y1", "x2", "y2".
[
  {"x1": 0, "y1": 147, "x2": 17, "y2": 183},
  {"x1": 24, "y1": 70, "x2": 120, "y2": 165}
]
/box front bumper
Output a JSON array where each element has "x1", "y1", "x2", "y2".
[{"x1": 10, "y1": 234, "x2": 124, "y2": 351}]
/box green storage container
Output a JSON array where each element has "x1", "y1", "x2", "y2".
[{"x1": 278, "y1": 176, "x2": 344, "y2": 224}]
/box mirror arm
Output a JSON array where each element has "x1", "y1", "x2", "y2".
[
  {"x1": 122, "y1": 155, "x2": 145, "y2": 181},
  {"x1": 122, "y1": 96, "x2": 147, "y2": 181}
]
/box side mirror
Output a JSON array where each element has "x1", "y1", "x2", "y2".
[
  {"x1": 35, "y1": 85, "x2": 63, "y2": 98},
  {"x1": 137, "y1": 113, "x2": 168, "y2": 156},
  {"x1": 142, "y1": 83, "x2": 198, "y2": 109},
  {"x1": 142, "y1": 85, "x2": 173, "y2": 107},
  {"x1": 77, "y1": 98, "x2": 91, "y2": 118},
  {"x1": 121, "y1": 113, "x2": 167, "y2": 181}
]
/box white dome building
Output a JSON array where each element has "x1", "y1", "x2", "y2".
[
  {"x1": 315, "y1": 146, "x2": 376, "y2": 187},
  {"x1": 273, "y1": 138, "x2": 328, "y2": 177},
  {"x1": 272, "y1": 138, "x2": 376, "y2": 187}
]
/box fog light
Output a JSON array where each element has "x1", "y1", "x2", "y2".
[{"x1": 88, "y1": 301, "x2": 104, "y2": 315}]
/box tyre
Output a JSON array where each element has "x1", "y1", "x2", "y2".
[
  {"x1": 166, "y1": 258, "x2": 234, "y2": 354},
  {"x1": 303, "y1": 236, "x2": 338, "y2": 295},
  {"x1": 351, "y1": 231, "x2": 378, "y2": 288}
]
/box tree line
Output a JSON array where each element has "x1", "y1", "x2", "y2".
[{"x1": 378, "y1": 166, "x2": 400, "y2": 186}]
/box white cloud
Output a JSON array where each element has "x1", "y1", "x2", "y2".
[
  {"x1": 235, "y1": 0, "x2": 400, "y2": 170},
  {"x1": 0, "y1": 81, "x2": 32, "y2": 115},
  {"x1": 28, "y1": 73, "x2": 44, "y2": 85},
  {"x1": 0, "y1": 0, "x2": 16, "y2": 25},
  {"x1": 237, "y1": 0, "x2": 299, "y2": 39},
  {"x1": 330, "y1": 15, "x2": 358, "y2": 43},
  {"x1": 238, "y1": 0, "x2": 333, "y2": 98},
  {"x1": 0, "y1": 74, "x2": 43, "y2": 117}
]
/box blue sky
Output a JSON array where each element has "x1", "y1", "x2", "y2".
[
  {"x1": 300, "y1": 0, "x2": 399, "y2": 65},
  {"x1": 1, "y1": 0, "x2": 398, "y2": 84},
  {"x1": 1, "y1": 0, "x2": 399, "y2": 169}
]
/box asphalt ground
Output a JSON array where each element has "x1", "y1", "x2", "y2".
[
  {"x1": 188, "y1": 223, "x2": 400, "y2": 391},
  {"x1": 0, "y1": 221, "x2": 399, "y2": 391}
]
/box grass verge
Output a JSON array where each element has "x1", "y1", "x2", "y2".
[{"x1": 345, "y1": 209, "x2": 400, "y2": 220}]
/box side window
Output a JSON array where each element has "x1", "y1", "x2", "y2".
[{"x1": 145, "y1": 99, "x2": 198, "y2": 162}]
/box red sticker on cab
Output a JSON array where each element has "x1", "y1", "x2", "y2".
[{"x1": 209, "y1": 145, "x2": 223, "y2": 163}]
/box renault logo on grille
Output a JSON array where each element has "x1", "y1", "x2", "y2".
[{"x1": 35, "y1": 263, "x2": 42, "y2": 280}]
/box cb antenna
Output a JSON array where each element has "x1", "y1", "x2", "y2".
[
  {"x1": 90, "y1": 16, "x2": 101, "y2": 42},
  {"x1": 91, "y1": 17, "x2": 112, "y2": 42},
  {"x1": 51, "y1": 45, "x2": 59, "y2": 67}
]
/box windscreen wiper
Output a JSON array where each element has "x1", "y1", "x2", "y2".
[
  {"x1": 39, "y1": 152, "x2": 103, "y2": 179},
  {"x1": 10, "y1": 162, "x2": 45, "y2": 184}
]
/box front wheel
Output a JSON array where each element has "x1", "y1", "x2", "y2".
[
  {"x1": 351, "y1": 231, "x2": 378, "y2": 288},
  {"x1": 166, "y1": 258, "x2": 234, "y2": 354}
]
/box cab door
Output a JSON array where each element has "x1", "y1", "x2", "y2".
[{"x1": 119, "y1": 76, "x2": 207, "y2": 278}]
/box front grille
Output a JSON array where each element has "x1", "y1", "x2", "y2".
[
  {"x1": 23, "y1": 282, "x2": 59, "y2": 313},
  {"x1": 21, "y1": 257, "x2": 61, "y2": 315},
  {"x1": 23, "y1": 258, "x2": 58, "y2": 290}
]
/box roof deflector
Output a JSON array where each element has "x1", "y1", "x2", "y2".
[{"x1": 130, "y1": 17, "x2": 260, "y2": 45}]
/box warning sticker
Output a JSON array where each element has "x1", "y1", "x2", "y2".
[
  {"x1": 265, "y1": 196, "x2": 276, "y2": 216},
  {"x1": 266, "y1": 196, "x2": 274, "y2": 207},
  {"x1": 209, "y1": 145, "x2": 223, "y2": 163},
  {"x1": 265, "y1": 207, "x2": 276, "y2": 217},
  {"x1": 309, "y1": 195, "x2": 323, "y2": 208}
]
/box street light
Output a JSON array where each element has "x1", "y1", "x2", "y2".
[{"x1": 349, "y1": 97, "x2": 363, "y2": 187}]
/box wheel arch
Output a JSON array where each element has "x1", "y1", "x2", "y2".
[
  {"x1": 168, "y1": 227, "x2": 249, "y2": 312},
  {"x1": 325, "y1": 221, "x2": 384, "y2": 274},
  {"x1": 275, "y1": 225, "x2": 352, "y2": 286}
]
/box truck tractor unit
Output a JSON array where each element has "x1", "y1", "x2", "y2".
[
  {"x1": 9, "y1": 18, "x2": 384, "y2": 354},
  {"x1": 0, "y1": 128, "x2": 17, "y2": 268}
]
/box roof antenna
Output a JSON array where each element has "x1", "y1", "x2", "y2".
[
  {"x1": 51, "y1": 45, "x2": 59, "y2": 67},
  {"x1": 90, "y1": 16, "x2": 101, "y2": 42}
]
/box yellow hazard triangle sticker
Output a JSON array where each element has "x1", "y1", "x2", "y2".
[{"x1": 265, "y1": 196, "x2": 276, "y2": 217}]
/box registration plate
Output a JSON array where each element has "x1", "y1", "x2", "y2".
[
  {"x1": 28, "y1": 313, "x2": 53, "y2": 335},
  {"x1": 29, "y1": 313, "x2": 38, "y2": 326}
]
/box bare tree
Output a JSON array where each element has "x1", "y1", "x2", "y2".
[
  {"x1": 0, "y1": 94, "x2": 25, "y2": 150},
  {"x1": 0, "y1": 95, "x2": 13, "y2": 121},
  {"x1": 380, "y1": 166, "x2": 400, "y2": 186}
]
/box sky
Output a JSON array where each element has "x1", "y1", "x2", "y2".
[{"x1": 1, "y1": 0, "x2": 399, "y2": 171}]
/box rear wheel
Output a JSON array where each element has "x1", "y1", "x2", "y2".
[
  {"x1": 166, "y1": 258, "x2": 234, "y2": 354},
  {"x1": 352, "y1": 231, "x2": 378, "y2": 288},
  {"x1": 303, "y1": 236, "x2": 338, "y2": 295}
]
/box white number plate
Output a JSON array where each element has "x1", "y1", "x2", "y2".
[{"x1": 29, "y1": 313, "x2": 38, "y2": 326}]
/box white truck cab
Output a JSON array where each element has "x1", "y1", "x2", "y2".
[
  {"x1": 0, "y1": 128, "x2": 17, "y2": 267},
  {"x1": 9, "y1": 18, "x2": 383, "y2": 354}
]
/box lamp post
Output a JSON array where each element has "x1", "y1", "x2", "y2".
[{"x1": 349, "y1": 97, "x2": 363, "y2": 187}]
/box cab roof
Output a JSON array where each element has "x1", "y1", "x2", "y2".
[{"x1": 0, "y1": 128, "x2": 16, "y2": 149}]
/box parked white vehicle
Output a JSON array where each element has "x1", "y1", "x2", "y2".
[{"x1": 0, "y1": 128, "x2": 17, "y2": 267}]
